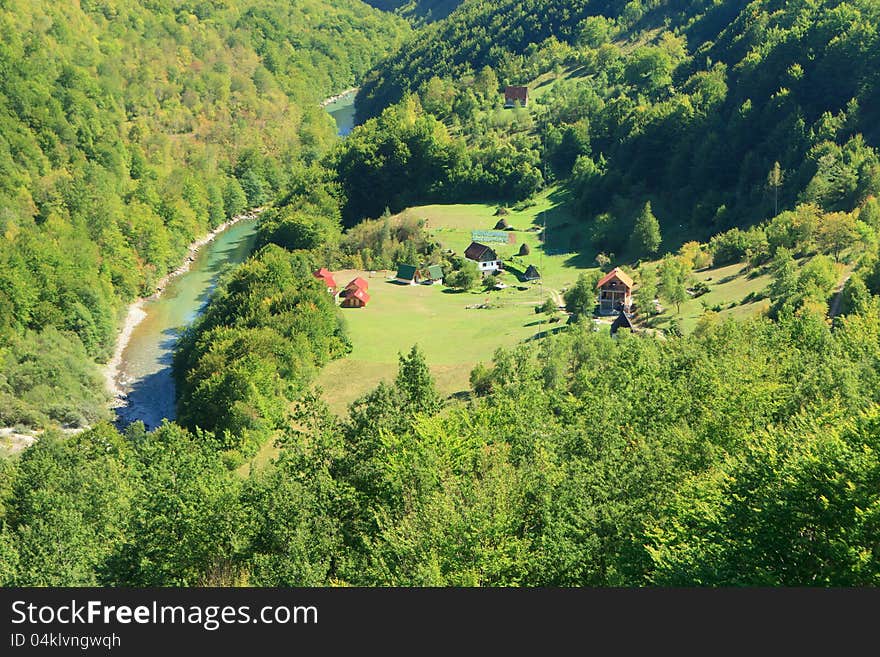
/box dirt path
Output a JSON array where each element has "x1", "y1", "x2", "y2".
[{"x1": 828, "y1": 273, "x2": 852, "y2": 318}]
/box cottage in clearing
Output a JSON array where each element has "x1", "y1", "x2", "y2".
[
  {"x1": 395, "y1": 264, "x2": 420, "y2": 285},
  {"x1": 504, "y1": 85, "x2": 529, "y2": 108},
  {"x1": 313, "y1": 268, "x2": 337, "y2": 294},
  {"x1": 596, "y1": 267, "x2": 633, "y2": 315},
  {"x1": 340, "y1": 277, "x2": 370, "y2": 308},
  {"x1": 424, "y1": 264, "x2": 444, "y2": 285},
  {"x1": 610, "y1": 309, "x2": 635, "y2": 336},
  {"x1": 464, "y1": 241, "x2": 502, "y2": 274}
]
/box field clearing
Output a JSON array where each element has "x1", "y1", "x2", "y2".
[{"x1": 314, "y1": 267, "x2": 563, "y2": 414}]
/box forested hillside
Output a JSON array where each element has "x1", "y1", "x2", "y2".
[
  {"x1": 362, "y1": 0, "x2": 461, "y2": 24},
  {"x1": 3, "y1": 307, "x2": 879, "y2": 586},
  {"x1": 355, "y1": 0, "x2": 880, "y2": 238},
  {"x1": 0, "y1": 0, "x2": 407, "y2": 429},
  {"x1": 2, "y1": 0, "x2": 880, "y2": 590}
]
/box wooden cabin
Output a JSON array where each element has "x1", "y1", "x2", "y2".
[
  {"x1": 504, "y1": 85, "x2": 529, "y2": 108},
  {"x1": 596, "y1": 267, "x2": 633, "y2": 315}
]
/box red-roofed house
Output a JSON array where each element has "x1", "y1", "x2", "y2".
[
  {"x1": 313, "y1": 268, "x2": 337, "y2": 294},
  {"x1": 340, "y1": 286, "x2": 370, "y2": 308},
  {"x1": 339, "y1": 277, "x2": 371, "y2": 307},
  {"x1": 596, "y1": 267, "x2": 633, "y2": 314},
  {"x1": 346, "y1": 277, "x2": 369, "y2": 291},
  {"x1": 504, "y1": 85, "x2": 529, "y2": 108}
]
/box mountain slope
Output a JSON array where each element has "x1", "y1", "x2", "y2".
[{"x1": 0, "y1": 0, "x2": 407, "y2": 429}]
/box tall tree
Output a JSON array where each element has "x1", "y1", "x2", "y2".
[
  {"x1": 636, "y1": 268, "x2": 658, "y2": 315},
  {"x1": 767, "y1": 161, "x2": 784, "y2": 216},
  {"x1": 631, "y1": 202, "x2": 662, "y2": 255},
  {"x1": 817, "y1": 212, "x2": 858, "y2": 262},
  {"x1": 396, "y1": 345, "x2": 441, "y2": 416},
  {"x1": 564, "y1": 271, "x2": 602, "y2": 318},
  {"x1": 658, "y1": 255, "x2": 688, "y2": 314}
]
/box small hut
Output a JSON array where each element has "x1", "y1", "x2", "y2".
[
  {"x1": 313, "y1": 268, "x2": 337, "y2": 294},
  {"x1": 610, "y1": 310, "x2": 635, "y2": 336},
  {"x1": 424, "y1": 264, "x2": 444, "y2": 285},
  {"x1": 395, "y1": 264, "x2": 420, "y2": 285},
  {"x1": 522, "y1": 264, "x2": 540, "y2": 282},
  {"x1": 504, "y1": 85, "x2": 529, "y2": 108}
]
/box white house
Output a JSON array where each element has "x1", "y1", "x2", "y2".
[{"x1": 464, "y1": 241, "x2": 502, "y2": 273}]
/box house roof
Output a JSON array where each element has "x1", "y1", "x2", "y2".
[
  {"x1": 348, "y1": 288, "x2": 370, "y2": 304},
  {"x1": 596, "y1": 267, "x2": 633, "y2": 290},
  {"x1": 346, "y1": 277, "x2": 369, "y2": 291},
  {"x1": 504, "y1": 85, "x2": 528, "y2": 103},
  {"x1": 396, "y1": 264, "x2": 418, "y2": 280},
  {"x1": 426, "y1": 264, "x2": 444, "y2": 280},
  {"x1": 523, "y1": 264, "x2": 540, "y2": 280},
  {"x1": 313, "y1": 268, "x2": 336, "y2": 288},
  {"x1": 610, "y1": 310, "x2": 635, "y2": 335},
  {"x1": 464, "y1": 242, "x2": 498, "y2": 262}
]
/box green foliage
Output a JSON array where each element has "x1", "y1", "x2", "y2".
[
  {"x1": 635, "y1": 268, "x2": 658, "y2": 315},
  {"x1": 0, "y1": 328, "x2": 111, "y2": 429},
  {"x1": 564, "y1": 271, "x2": 600, "y2": 317},
  {"x1": 4, "y1": 425, "x2": 134, "y2": 585},
  {"x1": 647, "y1": 408, "x2": 880, "y2": 585},
  {"x1": 631, "y1": 201, "x2": 662, "y2": 256},
  {"x1": 110, "y1": 422, "x2": 245, "y2": 586},
  {"x1": 0, "y1": 0, "x2": 407, "y2": 428},
  {"x1": 173, "y1": 245, "x2": 350, "y2": 457},
  {"x1": 4, "y1": 304, "x2": 880, "y2": 586},
  {"x1": 658, "y1": 255, "x2": 689, "y2": 314},
  {"x1": 331, "y1": 94, "x2": 543, "y2": 224},
  {"x1": 357, "y1": 0, "x2": 880, "y2": 257}
]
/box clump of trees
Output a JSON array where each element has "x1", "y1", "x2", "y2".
[{"x1": 5, "y1": 302, "x2": 880, "y2": 586}]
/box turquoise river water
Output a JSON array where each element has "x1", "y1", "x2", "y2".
[{"x1": 113, "y1": 93, "x2": 356, "y2": 428}]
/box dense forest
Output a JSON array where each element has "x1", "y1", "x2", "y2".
[
  {"x1": 3, "y1": 306, "x2": 879, "y2": 585},
  {"x1": 2, "y1": 0, "x2": 880, "y2": 588},
  {"x1": 0, "y1": 0, "x2": 406, "y2": 429},
  {"x1": 352, "y1": 0, "x2": 880, "y2": 241}
]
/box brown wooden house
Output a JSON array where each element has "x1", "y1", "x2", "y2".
[
  {"x1": 596, "y1": 267, "x2": 633, "y2": 315},
  {"x1": 340, "y1": 286, "x2": 370, "y2": 308},
  {"x1": 504, "y1": 85, "x2": 529, "y2": 108},
  {"x1": 339, "y1": 277, "x2": 371, "y2": 308}
]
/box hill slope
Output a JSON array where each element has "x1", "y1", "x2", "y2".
[
  {"x1": 0, "y1": 0, "x2": 407, "y2": 429},
  {"x1": 354, "y1": 0, "x2": 880, "y2": 236}
]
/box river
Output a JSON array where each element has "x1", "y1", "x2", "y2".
[
  {"x1": 325, "y1": 90, "x2": 357, "y2": 136},
  {"x1": 111, "y1": 93, "x2": 355, "y2": 430},
  {"x1": 112, "y1": 218, "x2": 260, "y2": 430}
]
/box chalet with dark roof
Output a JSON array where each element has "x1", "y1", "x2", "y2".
[
  {"x1": 610, "y1": 309, "x2": 635, "y2": 336},
  {"x1": 464, "y1": 241, "x2": 502, "y2": 273}
]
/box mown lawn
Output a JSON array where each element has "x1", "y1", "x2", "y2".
[{"x1": 314, "y1": 267, "x2": 566, "y2": 415}]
